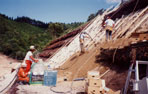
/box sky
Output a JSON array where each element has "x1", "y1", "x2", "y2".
[{"x1": 0, "y1": 0, "x2": 120, "y2": 23}]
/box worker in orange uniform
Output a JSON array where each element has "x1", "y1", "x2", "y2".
[
  {"x1": 18, "y1": 63, "x2": 29, "y2": 83},
  {"x1": 24, "y1": 45, "x2": 38, "y2": 73}
]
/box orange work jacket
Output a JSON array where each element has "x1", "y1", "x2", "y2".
[{"x1": 18, "y1": 67, "x2": 29, "y2": 82}]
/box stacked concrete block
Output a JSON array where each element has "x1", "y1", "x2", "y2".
[
  {"x1": 87, "y1": 71, "x2": 117, "y2": 94},
  {"x1": 87, "y1": 71, "x2": 105, "y2": 94}
]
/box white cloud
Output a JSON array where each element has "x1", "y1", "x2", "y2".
[{"x1": 106, "y1": 0, "x2": 121, "y2": 4}]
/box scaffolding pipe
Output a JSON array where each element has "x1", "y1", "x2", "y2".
[{"x1": 133, "y1": 61, "x2": 139, "y2": 92}]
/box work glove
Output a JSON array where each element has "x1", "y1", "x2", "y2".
[
  {"x1": 35, "y1": 60, "x2": 39, "y2": 63},
  {"x1": 28, "y1": 72, "x2": 31, "y2": 75}
]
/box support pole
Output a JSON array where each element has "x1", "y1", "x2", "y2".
[{"x1": 133, "y1": 61, "x2": 139, "y2": 92}]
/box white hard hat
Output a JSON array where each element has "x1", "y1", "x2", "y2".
[
  {"x1": 30, "y1": 45, "x2": 35, "y2": 50},
  {"x1": 21, "y1": 63, "x2": 27, "y2": 67}
]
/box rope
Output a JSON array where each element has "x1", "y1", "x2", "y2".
[
  {"x1": 100, "y1": 69, "x2": 110, "y2": 78},
  {"x1": 50, "y1": 86, "x2": 71, "y2": 94},
  {"x1": 112, "y1": 47, "x2": 118, "y2": 63},
  {"x1": 132, "y1": 0, "x2": 139, "y2": 13}
]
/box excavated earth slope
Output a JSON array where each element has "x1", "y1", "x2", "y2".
[{"x1": 57, "y1": 2, "x2": 148, "y2": 91}]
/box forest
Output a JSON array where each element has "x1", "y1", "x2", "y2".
[{"x1": 0, "y1": 13, "x2": 83, "y2": 59}]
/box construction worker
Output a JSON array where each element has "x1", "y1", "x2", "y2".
[
  {"x1": 79, "y1": 32, "x2": 92, "y2": 54},
  {"x1": 18, "y1": 63, "x2": 29, "y2": 83},
  {"x1": 24, "y1": 45, "x2": 38, "y2": 73},
  {"x1": 104, "y1": 16, "x2": 115, "y2": 41}
]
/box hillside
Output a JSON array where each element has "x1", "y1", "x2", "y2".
[{"x1": 0, "y1": 15, "x2": 52, "y2": 60}]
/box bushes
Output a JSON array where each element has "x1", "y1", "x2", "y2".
[{"x1": 0, "y1": 15, "x2": 52, "y2": 60}]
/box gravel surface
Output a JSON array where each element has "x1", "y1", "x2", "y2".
[{"x1": 11, "y1": 81, "x2": 86, "y2": 94}]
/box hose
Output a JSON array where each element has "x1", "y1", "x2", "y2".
[{"x1": 50, "y1": 86, "x2": 71, "y2": 94}]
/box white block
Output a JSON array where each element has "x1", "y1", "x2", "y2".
[{"x1": 87, "y1": 71, "x2": 100, "y2": 79}]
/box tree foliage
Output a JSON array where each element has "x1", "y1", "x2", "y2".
[
  {"x1": 15, "y1": 16, "x2": 48, "y2": 28},
  {"x1": 0, "y1": 13, "x2": 83, "y2": 60},
  {"x1": 0, "y1": 15, "x2": 51, "y2": 59},
  {"x1": 48, "y1": 23, "x2": 64, "y2": 38},
  {"x1": 87, "y1": 8, "x2": 105, "y2": 21}
]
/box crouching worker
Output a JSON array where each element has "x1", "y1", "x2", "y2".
[
  {"x1": 18, "y1": 63, "x2": 29, "y2": 84},
  {"x1": 24, "y1": 45, "x2": 38, "y2": 73}
]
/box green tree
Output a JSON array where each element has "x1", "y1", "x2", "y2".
[
  {"x1": 48, "y1": 23, "x2": 64, "y2": 39},
  {"x1": 87, "y1": 14, "x2": 96, "y2": 22}
]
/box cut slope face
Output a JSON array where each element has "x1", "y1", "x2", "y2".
[
  {"x1": 42, "y1": 8, "x2": 112, "y2": 68},
  {"x1": 58, "y1": 47, "x2": 100, "y2": 80},
  {"x1": 38, "y1": 2, "x2": 148, "y2": 92},
  {"x1": 44, "y1": 4, "x2": 148, "y2": 68}
]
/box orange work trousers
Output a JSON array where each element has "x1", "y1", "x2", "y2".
[
  {"x1": 25, "y1": 60, "x2": 32, "y2": 73},
  {"x1": 18, "y1": 77, "x2": 29, "y2": 82}
]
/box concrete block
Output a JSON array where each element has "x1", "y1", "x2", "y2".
[
  {"x1": 87, "y1": 86, "x2": 102, "y2": 94},
  {"x1": 89, "y1": 78, "x2": 102, "y2": 87},
  {"x1": 101, "y1": 79, "x2": 106, "y2": 88},
  {"x1": 87, "y1": 71, "x2": 100, "y2": 79}
]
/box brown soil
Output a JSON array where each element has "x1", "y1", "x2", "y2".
[
  {"x1": 58, "y1": 47, "x2": 100, "y2": 80},
  {"x1": 57, "y1": 36, "x2": 145, "y2": 91},
  {"x1": 101, "y1": 68, "x2": 128, "y2": 91},
  {"x1": 57, "y1": 47, "x2": 118, "y2": 91}
]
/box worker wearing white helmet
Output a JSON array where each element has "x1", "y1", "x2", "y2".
[
  {"x1": 79, "y1": 32, "x2": 93, "y2": 54},
  {"x1": 24, "y1": 45, "x2": 38, "y2": 73},
  {"x1": 18, "y1": 63, "x2": 29, "y2": 83},
  {"x1": 104, "y1": 16, "x2": 115, "y2": 41}
]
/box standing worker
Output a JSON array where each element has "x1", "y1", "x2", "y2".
[
  {"x1": 79, "y1": 32, "x2": 93, "y2": 54},
  {"x1": 104, "y1": 16, "x2": 115, "y2": 41},
  {"x1": 24, "y1": 45, "x2": 38, "y2": 73},
  {"x1": 18, "y1": 63, "x2": 29, "y2": 84}
]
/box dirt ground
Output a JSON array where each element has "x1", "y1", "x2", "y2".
[
  {"x1": 8, "y1": 81, "x2": 86, "y2": 94},
  {"x1": 0, "y1": 53, "x2": 18, "y2": 77},
  {"x1": 57, "y1": 45, "x2": 101, "y2": 80},
  {"x1": 0, "y1": 53, "x2": 17, "y2": 64}
]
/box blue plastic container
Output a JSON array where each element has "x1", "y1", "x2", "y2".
[{"x1": 43, "y1": 70, "x2": 57, "y2": 86}]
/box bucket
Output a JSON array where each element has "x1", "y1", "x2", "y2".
[{"x1": 43, "y1": 70, "x2": 57, "y2": 86}]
